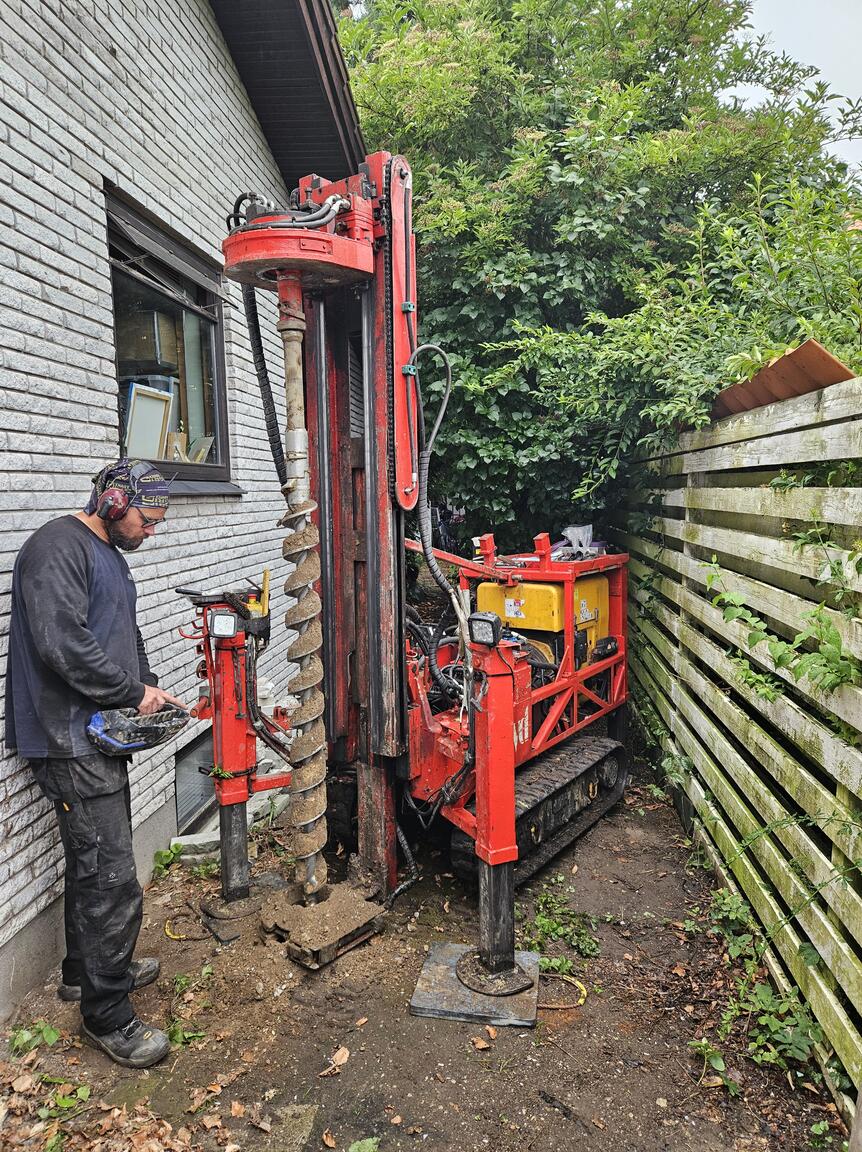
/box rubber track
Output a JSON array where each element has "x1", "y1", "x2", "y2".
[{"x1": 450, "y1": 735, "x2": 629, "y2": 886}]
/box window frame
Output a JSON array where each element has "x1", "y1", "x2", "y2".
[{"x1": 106, "y1": 193, "x2": 232, "y2": 485}]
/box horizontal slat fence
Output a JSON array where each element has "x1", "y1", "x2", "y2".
[{"x1": 610, "y1": 377, "x2": 862, "y2": 1100}]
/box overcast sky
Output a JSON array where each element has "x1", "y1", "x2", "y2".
[{"x1": 745, "y1": 0, "x2": 862, "y2": 168}]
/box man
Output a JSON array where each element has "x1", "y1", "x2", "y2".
[{"x1": 5, "y1": 458, "x2": 185, "y2": 1068}]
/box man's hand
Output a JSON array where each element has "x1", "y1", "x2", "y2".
[{"x1": 138, "y1": 685, "x2": 187, "y2": 715}]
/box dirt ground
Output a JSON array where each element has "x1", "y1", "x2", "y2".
[{"x1": 2, "y1": 759, "x2": 849, "y2": 1152}]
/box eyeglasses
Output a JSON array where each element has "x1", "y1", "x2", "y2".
[{"x1": 137, "y1": 508, "x2": 165, "y2": 529}]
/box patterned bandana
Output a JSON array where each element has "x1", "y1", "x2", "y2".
[{"x1": 84, "y1": 458, "x2": 171, "y2": 515}]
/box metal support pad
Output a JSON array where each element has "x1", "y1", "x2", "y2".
[{"x1": 409, "y1": 943, "x2": 540, "y2": 1026}]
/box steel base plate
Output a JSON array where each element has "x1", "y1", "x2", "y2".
[
  {"x1": 409, "y1": 944, "x2": 540, "y2": 1027},
  {"x1": 199, "y1": 894, "x2": 262, "y2": 921}
]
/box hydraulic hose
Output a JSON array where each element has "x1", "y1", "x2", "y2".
[
  {"x1": 411, "y1": 342, "x2": 474, "y2": 711},
  {"x1": 411, "y1": 343, "x2": 453, "y2": 602},
  {"x1": 428, "y1": 607, "x2": 458, "y2": 699},
  {"x1": 384, "y1": 822, "x2": 420, "y2": 908},
  {"x1": 242, "y1": 284, "x2": 287, "y2": 487},
  {"x1": 232, "y1": 195, "x2": 349, "y2": 232}
]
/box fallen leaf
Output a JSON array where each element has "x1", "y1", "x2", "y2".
[
  {"x1": 701, "y1": 1075, "x2": 724, "y2": 1089},
  {"x1": 319, "y1": 1046, "x2": 350, "y2": 1077},
  {"x1": 355, "y1": 1018, "x2": 368, "y2": 1028},
  {"x1": 248, "y1": 1103, "x2": 273, "y2": 1133},
  {"x1": 187, "y1": 1087, "x2": 211, "y2": 1113},
  {"x1": 485, "y1": 1026, "x2": 497, "y2": 1040},
  {"x1": 225, "y1": 1145, "x2": 241, "y2": 1152},
  {"x1": 683, "y1": 1004, "x2": 695, "y2": 1015},
  {"x1": 470, "y1": 1037, "x2": 491, "y2": 1051},
  {"x1": 656, "y1": 1098, "x2": 668, "y2": 1109},
  {"x1": 201, "y1": 1114, "x2": 221, "y2": 1130},
  {"x1": 570, "y1": 864, "x2": 578, "y2": 875},
  {"x1": 230, "y1": 1101, "x2": 245, "y2": 1118},
  {"x1": 206, "y1": 1083, "x2": 223, "y2": 1095},
  {"x1": 671, "y1": 965, "x2": 686, "y2": 977},
  {"x1": 623, "y1": 952, "x2": 635, "y2": 962},
  {"x1": 391, "y1": 1115, "x2": 403, "y2": 1125},
  {"x1": 11, "y1": 1074, "x2": 34, "y2": 1093},
  {"x1": 240, "y1": 1050, "x2": 255, "y2": 1063},
  {"x1": 434, "y1": 1072, "x2": 446, "y2": 1083},
  {"x1": 591, "y1": 1117, "x2": 606, "y2": 1130},
  {"x1": 443, "y1": 900, "x2": 450, "y2": 913},
  {"x1": 323, "y1": 1129, "x2": 337, "y2": 1148}
]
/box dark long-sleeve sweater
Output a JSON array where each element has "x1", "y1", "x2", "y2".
[{"x1": 5, "y1": 515, "x2": 158, "y2": 758}]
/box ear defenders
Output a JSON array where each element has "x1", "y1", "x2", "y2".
[{"x1": 95, "y1": 461, "x2": 155, "y2": 522}]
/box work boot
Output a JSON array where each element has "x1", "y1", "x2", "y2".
[
  {"x1": 58, "y1": 957, "x2": 161, "y2": 1002},
  {"x1": 82, "y1": 1015, "x2": 171, "y2": 1068}
]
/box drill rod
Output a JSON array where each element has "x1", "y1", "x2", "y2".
[{"x1": 277, "y1": 272, "x2": 329, "y2": 903}]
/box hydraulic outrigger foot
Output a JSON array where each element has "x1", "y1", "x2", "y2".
[{"x1": 409, "y1": 861, "x2": 540, "y2": 1026}]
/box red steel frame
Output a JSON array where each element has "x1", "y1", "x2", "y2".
[
  {"x1": 221, "y1": 152, "x2": 629, "y2": 894},
  {"x1": 182, "y1": 604, "x2": 292, "y2": 807},
  {"x1": 404, "y1": 532, "x2": 628, "y2": 869}
]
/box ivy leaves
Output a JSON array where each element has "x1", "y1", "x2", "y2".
[{"x1": 705, "y1": 559, "x2": 862, "y2": 696}]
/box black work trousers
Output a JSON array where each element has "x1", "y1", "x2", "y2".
[{"x1": 30, "y1": 755, "x2": 142, "y2": 1034}]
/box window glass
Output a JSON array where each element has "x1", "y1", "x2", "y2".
[
  {"x1": 106, "y1": 198, "x2": 228, "y2": 479},
  {"x1": 112, "y1": 266, "x2": 219, "y2": 466}
]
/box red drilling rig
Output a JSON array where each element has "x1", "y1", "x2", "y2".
[{"x1": 180, "y1": 152, "x2": 628, "y2": 1023}]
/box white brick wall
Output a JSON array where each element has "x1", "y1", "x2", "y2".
[{"x1": 0, "y1": 0, "x2": 302, "y2": 949}]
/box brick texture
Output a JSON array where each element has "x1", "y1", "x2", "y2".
[{"x1": 0, "y1": 0, "x2": 300, "y2": 950}]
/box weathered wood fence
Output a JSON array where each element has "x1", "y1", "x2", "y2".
[{"x1": 610, "y1": 377, "x2": 862, "y2": 1099}]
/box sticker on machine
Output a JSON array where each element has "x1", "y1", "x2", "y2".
[
  {"x1": 579, "y1": 598, "x2": 596, "y2": 622},
  {"x1": 505, "y1": 597, "x2": 526, "y2": 619}
]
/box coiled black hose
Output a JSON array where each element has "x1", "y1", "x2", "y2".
[
  {"x1": 406, "y1": 619, "x2": 431, "y2": 657},
  {"x1": 242, "y1": 284, "x2": 287, "y2": 488},
  {"x1": 428, "y1": 608, "x2": 459, "y2": 699}
]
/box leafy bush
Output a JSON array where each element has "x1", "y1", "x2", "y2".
[{"x1": 341, "y1": 0, "x2": 862, "y2": 542}]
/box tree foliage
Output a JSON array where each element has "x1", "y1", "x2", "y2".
[{"x1": 339, "y1": 0, "x2": 862, "y2": 543}]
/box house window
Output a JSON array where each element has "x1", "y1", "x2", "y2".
[
  {"x1": 174, "y1": 728, "x2": 217, "y2": 833},
  {"x1": 106, "y1": 195, "x2": 230, "y2": 482}
]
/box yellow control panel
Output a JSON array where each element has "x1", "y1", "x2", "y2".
[{"x1": 477, "y1": 575, "x2": 609, "y2": 655}]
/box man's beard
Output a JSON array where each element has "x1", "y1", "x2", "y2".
[{"x1": 106, "y1": 520, "x2": 144, "y2": 551}]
